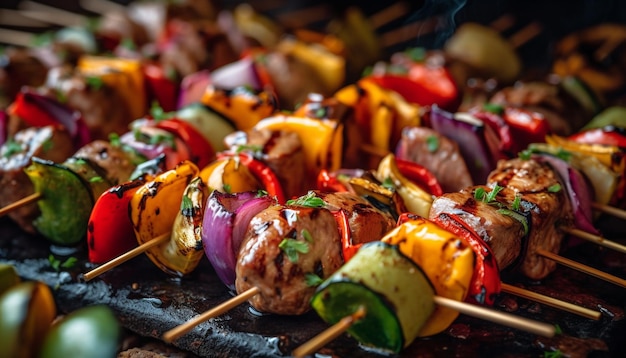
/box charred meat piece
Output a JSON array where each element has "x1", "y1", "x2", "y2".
[
  {"x1": 0, "y1": 48, "x2": 48, "y2": 108},
  {"x1": 487, "y1": 158, "x2": 572, "y2": 280},
  {"x1": 429, "y1": 185, "x2": 526, "y2": 271},
  {"x1": 45, "y1": 66, "x2": 132, "y2": 140},
  {"x1": 489, "y1": 81, "x2": 590, "y2": 135},
  {"x1": 245, "y1": 128, "x2": 308, "y2": 199},
  {"x1": 236, "y1": 205, "x2": 343, "y2": 315},
  {"x1": 316, "y1": 190, "x2": 397, "y2": 245},
  {"x1": 395, "y1": 126, "x2": 473, "y2": 193},
  {"x1": 72, "y1": 140, "x2": 135, "y2": 185},
  {"x1": 0, "y1": 125, "x2": 74, "y2": 233}
]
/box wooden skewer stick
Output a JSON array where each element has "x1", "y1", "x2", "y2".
[
  {"x1": 162, "y1": 286, "x2": 261, "y2": 343},
  {"x1": 562, "y1": 227, "x2": 626, "y2": 255},
  {"x1": 292, "y1": 306, "x2": 367, "y2": 358},
  {"x1": 591, "y1": 202, "x2": 626, "y2": 221},
  {"x1": 368, "y1": 2, "x2": 410, "y2": 30},
  {"x1": 500, "y1": 283, "x2": 601, "y2": 320},
  {"x1": 292, "y1": 295, "x2": 555, "y2": 357},
  {"x1": 379, "y1": 16, "x2": 442, "y2": 49},
  {"x1": 0, "y1": 9, "x2": 52, "y2": 27},
  {"x1": 79, "y1": 0, "x2": 126, "y2": 14},
  {"x1": 537, "y1": 249, "x2": 626, "y2": 288},
  {"x1": 0, "y1": 192, "x2": 41, "y2": 217},
  {"x1": 489, "y1": 14, "x2": 516, "y2": 33},
  {"x1": 18, "y1": 1, "x2": 88, "y2": 28},
  {"x1": 276, "y1": 3, "x2": 332, "y2": 30},
  {"x1": 508, "y1": 21, "x2": 543, "y2": 49},
  {"x1": 82, "y1": 232, "x2": 170, "y2": 282}
]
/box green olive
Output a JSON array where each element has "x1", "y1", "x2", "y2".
[
  {"x1": 39, "y1": 305, "x2": 121, "y2": 358},
  {"x1": 0, "y1": 281, "x2": 56, "y2": 358}
]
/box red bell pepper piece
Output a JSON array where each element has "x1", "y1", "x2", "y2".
[
  {"x1": 144, "y1": 63, "x2": 179, "y2": 113},
  {"x1": 316, "y1": 169, "x2": 349, "y2": 193},
  {"x1": 395, "y1": 159, "x2": 443, "y2": 197},
  {"x1": 366, "y1": 61, "x2": 460, "y2": 111},
  {"x1": 155, "y1": 118, "x2": 216, "y2": 169},
  {"x1": 430, "y1": 212, "x2": 501, "y2": 306},
  {"x1": 9, "y1": 89, "x2": 91, "y2": 148},
  {"x1": 502, "y1": 107, "x2": 551, "y2": 154},
  {"x1": 217, "y1": 152, "x2": 286, "y2": 204},
  {"x1": 87, "y1": 179, "x2": 146, "y2": 264},
  {"x1": 567, "y1": 126, "x2": 626, "y2": 148},
  {"x1": 332, "y1": 209, "x2": 359, "y2": 262}
]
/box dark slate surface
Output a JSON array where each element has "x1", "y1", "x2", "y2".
[{"x1": 1, "y1": 215, "x2": 625, "y2": 358}]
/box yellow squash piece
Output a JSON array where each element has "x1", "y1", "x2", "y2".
[
  {"x1": 148, "y1": 177, "x2": 209, "y2": 276},
  {"x1": 381, "y1": 217, "x2": 475, "y2": 337},
  {"x1": 131, "y1": 161, "x2": 199, "y2": 269},
  {"x1": 375, "y1": 153, "x2": 433, "y2": 218}
]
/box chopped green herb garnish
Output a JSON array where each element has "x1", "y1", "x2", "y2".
[
  {"x1": 85, "y1": 75, "x2": 104, "y2": 91},
  {"x1": 109, "y1": 132, "x2": 121, "y2": 147},
  {"x1": 554, "y1": 324, "x2": 563, "y2": 335},
  {"x1": 512, "y1": 194, "x2": 521, "y2": 211},
  {"x1": 49, "y1": 255, "x2": 78, "y2": 271},
  {"x1": 381, "y1": 177, "x2": 395, "y2": 191},
  {"x1": 548, "y1": 183, "x2": 562, "y2": 193},
  {"x1": 405, "y1": 47, "x2": 426, "y2": 62},
  {"x1": 361, "y1": 66, "x2": 373, "y2": 77},
  {"x1": 302, "y1": 229, "x2": 313, "y2": 243},
  {"x1": 181, "y1": 195, "x2": 193, "y2": 211},
  {"x1": 426, "y1": 135, "x2": 439, "y2": 152},
  {"x1": 235, "y1": 144, "x2": 263, "y2": 157},
  {"x1": 278, "y1": 238, "x2": 309, "y2": 263},
  {"x1": 544, "y1": 349, "x2": 563, "y2": 358},
  {"x1": 150, "y1": 101, "x2": 175, "y2": 121},
  {"x1": 74, "y1": 158, "x2": 87, "y2": 165},
  {"x1": 556, "y1": 148, "x2": 572, "y2": 162},
  {"x1": 486, "y1": 185, "x2": 503, "y2": 202},
  {"x1": 42, "y1": 138, "x2": 54, "y2": 153},
  {"x1": 287, "y1": 191, "x2": 325, "y2": 208},
  {"x1": 483, "y1": 103, "x2": 504, "y2": 115},
  {"x1": 518, "y1": 149, "x2": 532, "y2": 160},
  {"x1": 474, "y1": 187, "x2": 486, "y2": 201},
  {"x1": 89, "y1": 176, "x2": 104, "y2": 183},
  {"x1": 497, "y1": 208, "x2": 529, "y2": 236},
  {"x1": 305, "y1": 273, "x2": 324, "y2": 287},
  {"x1": 223, "y1": 183, "x2": 232, "y2": 193},
  {"x1": 314, "y1": 106, "x2": 327, "y2": 118},
  {"x1": 120, "y1": 37, "x2": 136, "y2": 51},
  {"x1": 256, "y1": 189, "x2": 268, "y2": 197},
  {"x1": 149, "y1": 132, "x2": 176, "y2": 149},
  {"x1": 2, "y1": 140, "x2": 23, "y2": 158}
]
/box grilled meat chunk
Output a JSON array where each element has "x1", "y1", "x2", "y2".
[
  {"x1": 0, "y1": 125, "x2": 74, "y2": 233},
  {"x1": 316, "y1": 191, "x2": 396, "y2": 245},
  {"x1": 73, "y1": 140, "x2": 136, "y2": 185},
  {"x1": 429, "y1": 185, "x2": 526, "y2": 271},
  {"x1": 487, "y1": 158, "x2": 572, "y2": 280},
  {"x1": 395, "y1": 126, "x2": 473, "y2": 193},
  {"x1": 236, "y1": 205, "x2": 343, "y2": 315}
]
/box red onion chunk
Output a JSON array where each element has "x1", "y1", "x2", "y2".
[
  {"x1": 210, "y1": 57, "x2": 261, "y2": 91},
  {"x1": 535, "y1": 154, "x2": 601, "y2": 236},
  {"x1": 177, "y1": 70, "x2": 212, "y2": 109},
  {"x1": 202, "y1": 190, "x2": 274, "y2": 289},
  {"x1": 429, "y1": 106, "x2": 501, "y2": 184}
]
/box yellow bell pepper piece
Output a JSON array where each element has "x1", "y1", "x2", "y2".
[
  {"x1": 77, "y1": 56, "x2": 146, "y2": 121},
  {"x1": 381, "y1": 217, "x2": 475, "y2": 337},
  {"x1": 274, "y1": 37, "x2": 346, "y2": 95},
  {"x1": 375, "y1": 153, "x2": 433, "y2": 218},
  {"x1": 200, "y1": 157, "x2": 262, "y2": 194},
  {"x1": 131, "y1": 161, "x2": 199, "y2": 264},
  {"x1": 253, "y1": 114, "x2": 343, "y2": 177},
  {"x1": 545, "y1": 134, "x2": 626, "y2": 174},
  {"x1": 201, "y1": 85, "x2": 278, "y2": 131}
]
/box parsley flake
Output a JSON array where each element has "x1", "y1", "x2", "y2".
[
  {"x1": 512, "y1": 194, "x2": 521, "y2": 211},
  {"x1": 305, "y1": 273, "x2": 324, "y2": 287},
  {"x1": 548, "y1": 184, "x2": 562, "y2": 193},
  {"x1": 89, "y1": 176, "x2": 104, "y2": 183},
  {"x1": 279, "y1": 238, "x2": 309, "y2": 263},
  {"x1": 301, "y1": 229, "x2": 313, "y2": 243},
  {"x1": 287, "y1": 191, "x2": 325, "y2": 208},
  {"x1": 426, "y1": 135, "x2": 439, "y2": 152},
  {"x1": 2, "y1": 140, "x2": 23, "y2": 158}
]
